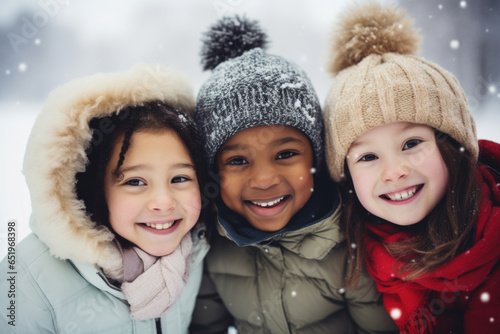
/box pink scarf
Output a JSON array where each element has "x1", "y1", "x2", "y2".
[{"x1": 119, "y1": 234, "x2": 193, "y2": 320}]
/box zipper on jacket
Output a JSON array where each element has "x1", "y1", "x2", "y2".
[
  {"x1": 96, "y1": 271, "x2": 122, "y2": 291},
  {"x1": 155, "y1": 318, "x2": 163, "y2": 334},
  {"x1": 68, "y1": 261, "x2": 122, "y2": 292}
]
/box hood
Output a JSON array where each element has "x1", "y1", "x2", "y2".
[{"x1": 23, "y1": 64, "x2": 195, "y2": 272}]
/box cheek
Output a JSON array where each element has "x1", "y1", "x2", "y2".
[
  {"x1": 219, "y1": 171, "x2": 238, "y2": 192},
  {"x1": 298, "y1": 172, "x2": 314, "y2": 192},
  {"x1": 350, "y1": 171, "x2": 374, "y2": 206},
  {"x1": 105, "y1": 185, "x2": 140, "y2": 218},
  {"x1": 292, "y1": 168, "x2": 314, "y2": 205},
  {"x1": 183, "y1": 189, "x2": 202, "y2": 218},
  {"x1": 428, "y1": 153, "x2": 449, "y2": 196},
  {"x1": 219, "y1": 175, "x2": 241, "y2": 204},
  {"x1": 106, "y1": 193, "x2": 131, "y2": 229},
  {"x1": 191, "y1": 192, "x2": 202, "y2": 213}
]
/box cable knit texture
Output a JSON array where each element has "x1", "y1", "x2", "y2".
[{"x1": 323, "y1": 2, "x2": 477, "y2": 181}]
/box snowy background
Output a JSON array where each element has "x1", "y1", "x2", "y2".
[{"x1": 1, "y1": 0, "x2": 499, "y2": 257}]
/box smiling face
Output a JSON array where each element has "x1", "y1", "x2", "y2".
[
  {"x1": 346, "y1": 122, "x2": 449, "y2": 226},
  {"x1": 216, "y1": 125, "x2": 314, "y2": 232},
  {"x1": 104, "y1": 130, "x2": 201, "y2": 256}
]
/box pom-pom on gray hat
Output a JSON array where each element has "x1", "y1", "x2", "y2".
[{"x1": 195, "y1": 15, "x2": 324, "y2": 169}]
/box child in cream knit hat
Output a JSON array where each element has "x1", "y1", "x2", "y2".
[{"x1": 324, "y1": 2, "x2": 500, "y2": 333}]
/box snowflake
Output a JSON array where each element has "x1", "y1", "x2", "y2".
[
  {"x1": 480, "y1": 292, "x2": 490, "y2": 303},
  {"x1": 450, "y1": 40, "x2": 460, "y2": 50},
  {"x1": 281, "y1": 82, "x2": 303, "y2": 89},
  {"x1": 390, "y1": 308, "x2": 402, "y2": 320},
  {"x1": 18, "y1": 63, "x2": 27, "y2": 72}
]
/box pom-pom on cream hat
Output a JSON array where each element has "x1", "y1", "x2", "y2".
[{"x1": 324, "y1": 2, "x2": 477, "y2": 182}]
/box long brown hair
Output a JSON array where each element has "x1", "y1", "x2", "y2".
[{"x1": 342, "y1": 131, "x2": 480, "y2": 288}]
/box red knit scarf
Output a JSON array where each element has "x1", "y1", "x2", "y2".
[{"x1": 364, "y1": 164, "x2": 500, "y2": 333}]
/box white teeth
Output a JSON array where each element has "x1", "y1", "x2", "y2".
[
  {"x1": 385, "y1": 187, "x2": 418, "y2": 201},
  {"x1": 145, "y1": 221, "x2": 176, "y2": 230},
  {"x1": 251, "y1": 196, "x2": 285, "y2": 208}
]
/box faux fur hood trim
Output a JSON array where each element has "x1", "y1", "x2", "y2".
[{"x1": 23, "y1": 64, "x2": 195, "y2": 272}]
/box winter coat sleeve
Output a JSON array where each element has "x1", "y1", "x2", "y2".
[
  {"x1": 189, "y1": 261, "x2": 234, "y2": 334},
  {"x1": 1, "y1": 254, "x2": 56, "y2": 334},
  {"x1": 344, "y1": 269, "x2": 399, "y2": 334},
  {"x1": 463, "y1": 255, "x2": 500, "y2": 332}
]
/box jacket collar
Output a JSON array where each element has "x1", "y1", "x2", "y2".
[{"x1": 216, "y1": 179, "x2": 343, "y2": 260}]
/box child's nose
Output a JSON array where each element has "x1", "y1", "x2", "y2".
[
  {"x1": 381, "y1": 157, "x2": 410, "y2": 182},
  {"x1": 148, "y1": 187, "x2": 177, "y2": 212},
  {"x1": 248, "y1": 162, "x2": 280, "y2": 190}
]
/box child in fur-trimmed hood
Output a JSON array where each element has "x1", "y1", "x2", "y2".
[{"x1": 0, "y1": 64, "x2": 210, "y2": 333}]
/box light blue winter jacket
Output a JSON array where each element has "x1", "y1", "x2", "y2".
[
  {"x1": 0, "y1": 64, "x2": 209, "y2": 333},
  {"x1": 0, "y1": 226, "x2": 208, "y2": 334}
]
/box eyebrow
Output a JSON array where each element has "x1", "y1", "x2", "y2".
[
  {"x1": 349, "y1": 140, "x2": 366, "y2": 151},
  {"x1": 349, "y1": 123, "x2": 423, "y2": 150},
  {"x1": 219, "y1": 137, "x2": 306, "y2": 154},
  {"x1": 172, "y1": 163, "x2": 196, "y2": 171},
  {"x1": 119, "y1": 162, "x2": 195, "y2": 173}
]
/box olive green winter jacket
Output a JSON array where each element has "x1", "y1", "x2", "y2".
[{"x1": 190, "y1": 194, "x2": 398, "y2": 334}]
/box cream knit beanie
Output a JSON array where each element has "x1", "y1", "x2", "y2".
[{"x1": 324, "y1": 2, "x2": 478, "y2": 181}]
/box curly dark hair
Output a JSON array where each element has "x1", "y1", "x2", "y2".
[{"x1": 76, "y1": 101, "x2": 211, "y2": 248}]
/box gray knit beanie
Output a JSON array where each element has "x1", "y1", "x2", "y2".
[{"x1": 195, "y1": 16, "x2": 324, "y2": 169}]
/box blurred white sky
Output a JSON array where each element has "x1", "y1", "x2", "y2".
[{"x1": 0, "y1": 0, "x2": 499, "y2": 255}]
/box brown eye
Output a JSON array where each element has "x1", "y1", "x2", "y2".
[
  {"x1": 172, "y1": 176, "x2": 190, "y2": 183},
  {"x1": 403, "y1": 139, "x2": 422, "y2": 150},
  {"x1": 125, "y1": 179, "x2": 145, "y2": 186},
  {"x1": 359, "y1": 154, "x2": 377, "y2": 162},
  {"x1": 276, "y1": 151, "x2": 297, "y2": 160},
  {"x1": 227, "y1": 157, "x2": 247, "y2": 166}
]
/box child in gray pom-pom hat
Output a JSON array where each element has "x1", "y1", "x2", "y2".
[{"x1": 189, "y1": 15, "x2": 397, "y2": 334}]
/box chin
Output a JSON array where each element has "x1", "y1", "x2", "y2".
[
  {"x1": 250, "y1": 221, "x2": 289, "y2": 232},
  {"x1": 146, "y1": 247, "x2": 175, "y2": 257},
  {"x1": 388, "y1": 218, "x2": 421, "y2": 227}
]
